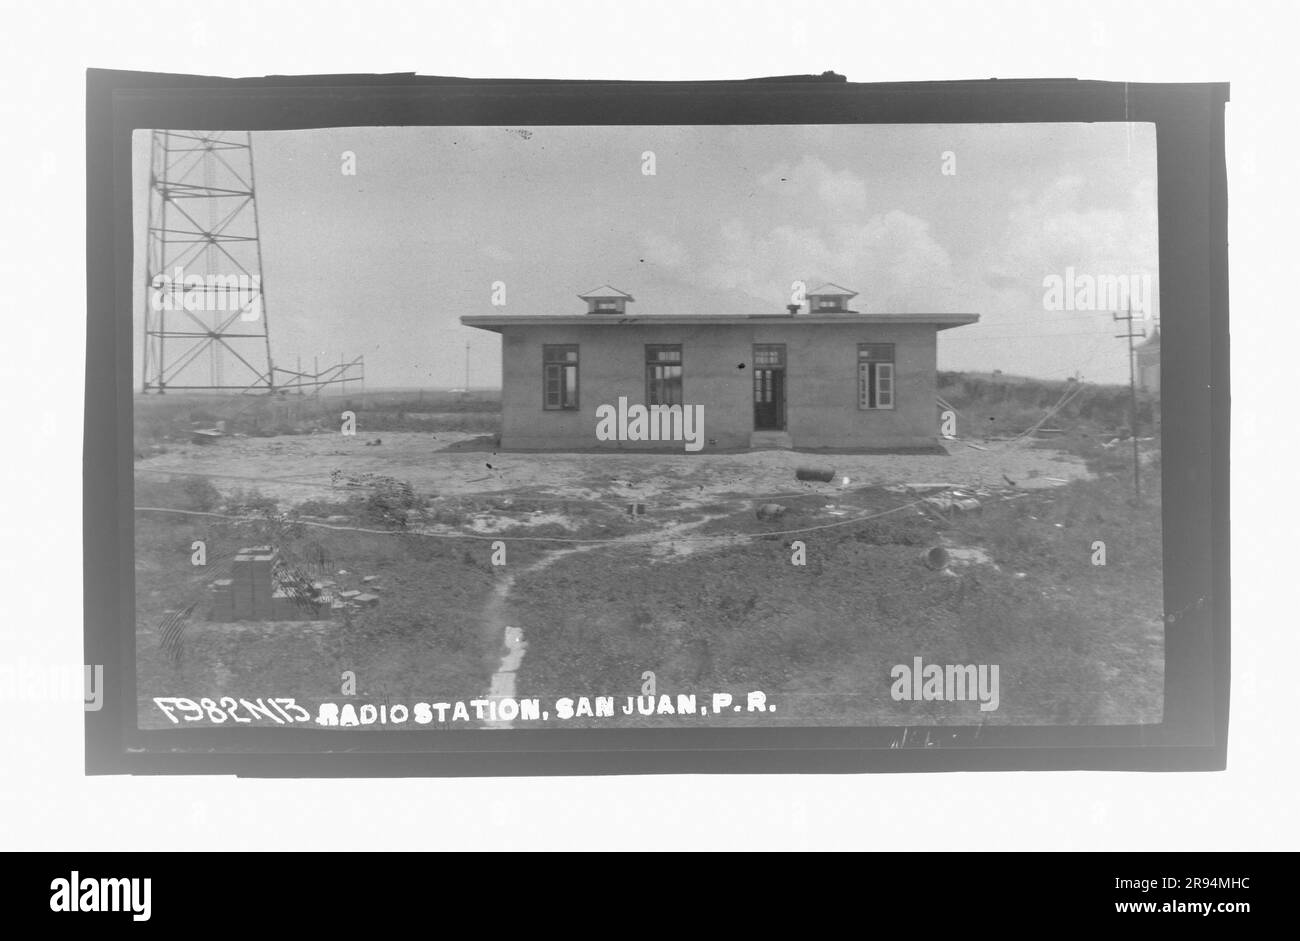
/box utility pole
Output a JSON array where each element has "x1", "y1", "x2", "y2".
[
  {"x1": 1114, "y1": 303, "x2": 1145, "y2": 504},
  {"x1": 465, "y1": 342, "x2": 471, "y2": 392}
]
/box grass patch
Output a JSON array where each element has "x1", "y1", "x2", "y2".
[
  {"x1": 510, "y1": 476, "x2": 1162, "y2": 728},
  {"x1": 134, "y1": 507, "x2": 501, "y2": 729},
  {"x1": 134, "y1": 391, "x2": 502, "y2": 450}
]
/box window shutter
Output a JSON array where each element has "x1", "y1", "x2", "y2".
[
  {"x1": 544, "y1": 365, "x2": 559, "y2": 408},
  {"x1": 876, "y1": 362, "x2": 894, "y2": 409}
]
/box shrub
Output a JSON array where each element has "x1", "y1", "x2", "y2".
[
  {"x1": 225, "y1": 488, "x2": 278, "y2": 515},
  {"x1": 295, "y1": 498, "x2": 355, "y2": 518},
  {"x1": 364, "y1": 477, "x2": 423, "y2": 529},
  {"x1": 182, "y1": 476, "x2": 222, "y2": 512}
]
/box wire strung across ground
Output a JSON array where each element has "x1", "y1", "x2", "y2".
[
  {"x1": 936, "y1": 379, "x2": 1088, "y2": 453},
  {"x1": 134, "y1": 495, "x2": 930, "y2": 546}
]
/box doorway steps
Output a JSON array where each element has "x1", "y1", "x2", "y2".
[{"x1": 749, "y1": 430, "x2": 793, "y2": 450}]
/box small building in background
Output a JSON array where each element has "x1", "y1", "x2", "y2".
[{"x1": 1136, "y1": 326, "x2": 1160, "y2": 393}]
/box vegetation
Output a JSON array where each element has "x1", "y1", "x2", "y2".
[
  {"x1": 938, "y1": 371, "x2": 1158, "y2": 439},
  {"x1": 511, "y1": 472, "x2": 1163, "y2": 728},
  {"x1": 132, "y1": 373, "x2": 1163, "y2": 730},
  {"x1": 134, "y1": 389, "x2": 502, "y2": 454},
  {"x1": 133, "y1": 504, "x2": 500, "y2": 730}
]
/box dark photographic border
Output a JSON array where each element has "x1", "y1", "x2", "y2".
[{"x1": 86, "y1": 70, "x2": 1230, "y2": 775}]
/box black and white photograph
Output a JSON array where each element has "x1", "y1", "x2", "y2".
[
  {"x1": 130, "y1": 121, "x2": 1164, "y2": 733},
  {"x1": 14, "y1": 0, "x2": 1299, "y2": 866}
]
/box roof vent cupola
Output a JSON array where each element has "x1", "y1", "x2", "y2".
[
  {"x1": 806, "y1": 283, "x2": 858, "y2": 314},
  {"x1": 578, "y1": 285, "x2": 634, "y2": 315}
]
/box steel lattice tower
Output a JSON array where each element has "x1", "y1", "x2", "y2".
[{"x1": 141, "y1": 130, "x2": 275, "y2": 393}]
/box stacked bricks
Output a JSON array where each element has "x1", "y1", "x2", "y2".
[
  {"x1": 206, "y1": 548, "x2": 375, "y2": 621},
  {"x1": 208, "y1": 578, "x2": 234, "y2": 621},
  {"x1": 270, "y1": 587, "x2": 303, "y2": 620},
  {"x1": 234, "y1": 546, "x2": 278, "y2": 619},
  {"x1": 207, "y1": 546, "x2": 280, "y2": 621}
]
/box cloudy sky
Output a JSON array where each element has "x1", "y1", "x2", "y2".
[{"x1": 133, "y1": 122, "x2": 1157, "y2": 388}]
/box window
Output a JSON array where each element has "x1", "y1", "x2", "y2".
[
  {"x1": 858, "y1": 343, "x2": 894, "y2": 409},
  {"x1": 817, "y1": 297, "x2": 841, "y2": 311},
  {"x1": 646, "y1": 345, "x2": 683, "y2": 406},
  {"x1": 596, "y1": 300, "x2": 618, "y2": 310},
  {"x1": 753, "y1": 344, "x2": 785, "y2": 367},
  {"x1": 543, "y1": 345, "x2": 579, "y2": 410}
]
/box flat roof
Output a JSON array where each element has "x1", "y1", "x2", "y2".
[{"x1": 461, "y1": 313, "x2": 980, "y2": 333}]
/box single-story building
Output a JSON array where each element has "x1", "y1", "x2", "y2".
[
  {"x1": 461, "y1": 284, "x2": 978, "y2": 451},
  {"x1": 1136, "y1": 325, "x2": 1160, "y2": 394}
]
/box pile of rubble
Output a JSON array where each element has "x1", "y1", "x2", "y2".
[{"x1": 207, "y1": 546, "x2": 382, "y2": 622}]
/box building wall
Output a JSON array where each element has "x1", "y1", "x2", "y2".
[
  {"x1": 1136, "y1": 339, "x2": 1160, "y2": 394},
  {"x1": 497, "y1": 321, "x2": 940, "y2": 451}
]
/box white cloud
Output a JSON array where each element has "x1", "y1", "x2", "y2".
[
  {"x1": 1001, "y1": 176, "x2": 1158, "y2": 280},
  {"x1": 758, "y1": 156, "x2": 868, "y2": 213},
  {"x1": 639, "y1": 231, "x2": 687, "y2": 268},
  {"x1": 700, "y1": 210, "x2": 958, "y2": 312},
  {"x1": 480, "y1": 244, "x2": 514, "y2": 263}
]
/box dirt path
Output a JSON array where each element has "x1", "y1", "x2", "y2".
[
  {"x1": 478, "y1": 543, "x2": 597, "y2": 729},
  {"x1": 476, "y1": 512, "x2": 736, "y2": 728}
]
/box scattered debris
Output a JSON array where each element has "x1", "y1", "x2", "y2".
[
  {"x1": 941, "y1": 540, "x2": 998, "y2": 571},
  {"x1": 902, "y1": 482, "x2": 961, "y2": 493},
  {"x1": 465, "y1": 510, "x2": 578, "y2": 534},
  {"x1": 924, "y1": 492, "x2": 982, "y2": 514},
  {"x1": 208, "y1": 546, "x2": 336, "y2": 621}
]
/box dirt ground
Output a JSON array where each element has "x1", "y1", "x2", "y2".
[
  {"x1": 135, "y1": 430, "x2": 1089, "y2": 511},
  {"x1": 133, "y1": 429, "x2": 1162, "y2": 730}
]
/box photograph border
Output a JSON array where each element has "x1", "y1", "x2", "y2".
[{"x1": 86, "y1": 69, "x2": 1230, "y2": 775}]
